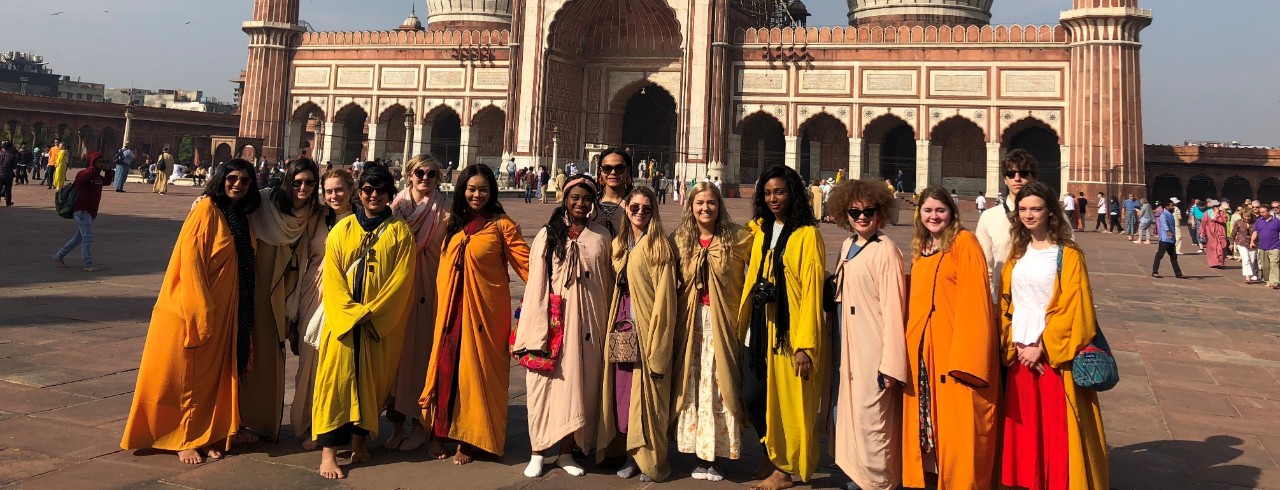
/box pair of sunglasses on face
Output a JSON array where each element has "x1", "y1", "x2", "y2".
[
  {"x1": 628, "y1": 204, "x2": 653, "y2": 216},
  {"x1": 359, "y1": 186, "x2": 389, "y2": 197},
  {"x1": 846, "y1": 207, "x2": 878, "y2": 220},
  {"x1": 1004, "y1": 170, "x2": 1035, "y2": 179},
  {"x1": 413, "y1": 168, "x2": 441, "y2": 180},
  {"x1": 600, "y1": 164, "x2": 627, "y2": 175}
]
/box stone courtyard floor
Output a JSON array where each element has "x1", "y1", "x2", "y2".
[{"x1": 0, "y1": 179, "x2": 1277, "y2": 489}]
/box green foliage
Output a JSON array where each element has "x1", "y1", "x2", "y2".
[{"x1": 178, "y1": 134, "x2": 195, "y2": 164}]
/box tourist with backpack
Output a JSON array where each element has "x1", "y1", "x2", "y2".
[
  {"x1": 154, "y1": 147, "x2": 174, "y2": 195},
  {"x1": 53, "y1": 151, "x2": 114, "y2": 272},
  {"x1": 113, "y1": 142, "x2": 136, "y2": 192}
]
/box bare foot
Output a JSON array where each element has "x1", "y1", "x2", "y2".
[
  {"x1": 750, "y1": 458, "x2": 775, "y2": 480},
  {"x1": 349, "y1": 435, "x2": 372, "y2": 464},
  {"x1": 425, "y1": 436, "x2": 448, "y2": 460},
  {"x1": 177, "y1": 449, "x2": 204, "y2": 465},
  {"x1": 751, "y1": 470, "x2": 796, "y2": 490},
  {"x1": 319, "y1": 447, "x2": 345, "y2": 479},
  {"x1": 232, "y1": 429, "x2": 259, "y2": 445},
  {"x1": 204, "y1": 446, "x2": 224, "y2": 461},
  {"x1": 453, "y1": 443, "x2": 475, "y2": 465},
  {"x1": 382, "y1": 423, "x2": 406, "y2": 450},
  {"x1": 398, "y1": 424, "x2": 428, "y2": 452},
  {"x1": 300, "y1": 439, "x2": 317, "y2": 451}
]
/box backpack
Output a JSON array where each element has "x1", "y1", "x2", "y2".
[
  {"x1": 156, "y1": 155, "x2": 168, "y2": 172},
  {"x1": 113, "y1": 149, "x2": 125, "y2": 166},
  {"x1": 55, "y1": 181, "x2": 77, "y2": 219}
]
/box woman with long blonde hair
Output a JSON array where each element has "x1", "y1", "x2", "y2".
[{"x1": 671, "y1": 182, "x2": 752, "y2": 482}]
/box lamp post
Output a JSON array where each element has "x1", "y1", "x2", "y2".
[
  {"x1": 314, "y1": 116, "x2": 325, "y2": 164},
  {"x1": 122, "y1": 101, "x2": 135, "y2": 151},
  {"x1": 551, "y1": 126, "x2": 560, "y2": 176},
  {"x1": 403, "y1": 108, "x2": 415, "y2": 171}
]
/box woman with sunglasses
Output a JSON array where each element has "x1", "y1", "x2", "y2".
[
  {"x1": 596, "y1": 186, "x2": 678, "y2": 482},
  {"x1": 380, "y1": 155, "x2": 450, "y2": 453},
  {"x1": 291, "y1": 169, "x2": 357, "y2": 451},
  {"x1": 419, "y1": 164, "x2": 531, "y2": 465},
  {"x1": 738, "y1": 165, "x2": 827, "y2": 490},
  {"x1": 902, "y1": 186, "x2": 998, "y2": 489},
  {"x1": 594, "y1": 148, "x2": 634, "y2": 237},
  {"x1": 314, "y1": 167, "x2": 418, "y2": 479},
  {"x1": 239, "y1": 158, "x2": 326, "y2": 444},
  {"x1": 671, "y1": 182, "x2": 752, "y2": 482},
  {"x1": 122, "y1": 159, "x2": 262, "y2": 464},
  {"x1": 514, "y1": 175, "x2": 615, "y2": 478},
  {"x1": 826, "y1": 180, "x2": 908, "y2": 490},
  {"x1": 998, "y1": 182, "x2": 1108, "y2": 490}
]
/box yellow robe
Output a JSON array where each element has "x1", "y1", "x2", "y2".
[
  {"x1": 122, "y1": 199, "x2": 250, "y2": 452},
  {"x1": 736, "y1": 220, "x2": 827, "y2": 482},
  {"x1": 596, "y1": 232, "x2": 678, "y2": 481},
  {"x1": 999, "y1": 246, "x2": 1108, "y2": 489},
  {"x1": 902, "y1": 230, "x2": 999, "y2": 489},
  {"x1": 420, "y1": 215, "x2": 530, "y2": 455},
  {"x1": 52, "y1": 146, "x2": 69, "y2": 188},
  {"x1": 312, "y1": 215, "x2": 417, "y2": 440}
]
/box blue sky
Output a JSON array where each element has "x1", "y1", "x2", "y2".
[{"x1": 7, "y1": 1, "x2": 1277, "y2": 145}]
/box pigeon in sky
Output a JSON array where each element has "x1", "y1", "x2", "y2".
[
  {"x1": 185, "y1": 21, "x2": 192, "y2": 25},
  {"x1": 51, "y1": 11, "x2": 63, "y2": 15}
]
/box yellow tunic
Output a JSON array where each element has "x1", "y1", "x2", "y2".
[
  {"x1": 312, "y1": 215, "x2": 417, "y2": 440},
  {"x1": 999, "y1": 245, "x2": 1108, "y2": 489},
  {"x1": 736, "y1": 220, "x2": 827, "y2": 482},
  {"x1": 52, "y1": 146, "x2": 69, "y2": 188}
]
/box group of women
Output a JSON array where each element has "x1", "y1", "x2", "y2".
[{"x1": 118, "y1": 148, "x2": 1109, "y2": 490}]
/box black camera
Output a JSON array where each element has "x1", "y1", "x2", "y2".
[{"x1": 750, "y1": 280, "x2": 777, "y2": 304}]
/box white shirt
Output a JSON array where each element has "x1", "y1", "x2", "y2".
[
  {"x1": 1097, "y1": 196, "x2": 1107, "y2": 214},
  {"x1": 1010, "y1": 245, "x2": 1060, "y2": 346},
  {"x1": 975, "y1": 199, "x2": 1014, "y2": 301},
  {"x1": 1062, "y1": 194, "x2": 1076, "y2": 211},
  {"x1": 975, "y1": 195, "x2": 987, "y2": 211}
]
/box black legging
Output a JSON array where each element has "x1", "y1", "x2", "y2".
[
  {"x1": 1109, "y1": 214, "x2": 1122, "y2": 233},
  {"x1": 1095, "y1": 213, "x2": 1107, "y2": 231}
]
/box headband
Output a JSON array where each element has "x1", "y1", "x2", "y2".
[{"x1": 562, "y1": 176, "x2": 598, "y2": 195}]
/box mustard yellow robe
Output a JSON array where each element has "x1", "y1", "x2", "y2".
[
  {"x1": 312, "y1": 215, "x2": 417, "y2": 440},
  {"x1": 596, "y1": 232, "x2": 678, "y2": 481},
  {"x1": 420, "y1": 215, "x2": 530, "y2": 455},
  {"x1": 122, "y1": 199, "x2": 250, "y2": 452},
  {"x1": 902, "y1": 230, "x2": 999, "y2": 489},
  {"x1": 736, "y1": 220, "x2": 827, "y2": 482},
  {"x1": 52, "y1": 146, "x2": 69, "y2": 188},
  {"x1": 999, "y1": 245, "x2": 1108, "y2": 489}
]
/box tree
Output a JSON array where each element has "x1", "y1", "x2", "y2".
[{"x1": 178, "y1": 134, "x2": 194, "y2": 164}]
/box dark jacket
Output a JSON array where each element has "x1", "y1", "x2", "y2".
[
  {"x1": 71, "y1": 166, "x2": 114, "y2": 218},
  {"x1": 0, "y1": 149, "x2": 15, "y2": 178}
]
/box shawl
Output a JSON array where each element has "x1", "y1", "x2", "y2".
[
  {"x1": 250, "y1": 188, "x2": 314, "y2": 246},
  {"x1": 392, "y1": 188, "x2": 448, "y2": 251}
]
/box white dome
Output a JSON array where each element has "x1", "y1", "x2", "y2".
[
  {"x1": 426, "y1": 0, "x2": 512, "y2": 30},
  {"x1": 848, "y1": 0, "x2": 993, "y2": 27}
]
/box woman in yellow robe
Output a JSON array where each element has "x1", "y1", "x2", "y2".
[
  {"x1": 313, "y1": 167, "x2": 417, "y2": 480},
  {"x1": 596, "y1": 187, "x2": 678, "y2": 482},
  {"x1": 419, "y1": 164, "x2": 530, "y2": 463},
  {"x1": 672, "y1": 182, "x2": 752, "y2": 482},
  {"x1": 998, "y1": 182, "x2": 1108, "y2": 490},
  {"x1": 121, "y1": 159, "x2": 262, "y2": 464},
  {"x1": 737, "y1": 165, "x2": 827, "y2": 490},
  {"x1": 52, "y1": 140, "x2": 69, "y2": 188},
  {"x1": 902, "y1": 186, "x2": 999, "y2": 490}
]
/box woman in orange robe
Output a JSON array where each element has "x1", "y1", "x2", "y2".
[
  {"x1": 121, "y1": 159, "x2": 262, "y2": 464},
  {"x1": 420, "y1": 164, "x2": 530, "y2": 464},
  {"x1": 902, "y1": 186, "x2": 999, "y2": 489}
]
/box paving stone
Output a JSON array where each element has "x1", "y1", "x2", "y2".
[
  {"x1": 162, "y1": 455, "x2": 348, "y2": 490},
  {"x1": 0, "y1": 417, "x2": 122, "y2": 461},
  {"x1": 53, "y1": 371, "x2": 139, "y2": 399},
  {"x1": 12, "y1": 458, "x2": 180, "y2": 490},
  {"x1": 0, "y1": 448, "x2": 64, "y2": 486},
  {"x1": 1152, "y1": 386, "x2": 1241, "y2": 418},
  {"x1": 30, "y1": 394, "x2": 134, "y2": 427},
  {"x1": 0, "y1": 382, "x2": 93, "y2": 415}
]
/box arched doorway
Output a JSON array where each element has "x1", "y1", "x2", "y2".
[
  {"x1": 100, "y1": 127, "x2": 120, "y2": 154},
  {"x1": 1003, "y1": 118, "x2": 1061, "y2": 194},
  {"x1": 1186, "y1": 174, "x2": 1216, "y2": 202},
  {"x1": 864, "y1": 115, "x2": 916, "y2": 192},
  {"x1": 933, "y1": 116, "x2": 986, "y2": 195},
  {"x1": 737, "y1": 112, "x2": 785, "y2": 185},
  {"x1": 620, "y1": 83, "x2": 677, "y2": 178},
  {"x1": 377, "y1": 105, "x2": 409, "y2": 164},
  {"x1": 426, "y1": 107, "x2": 461, "y2": 168},
  {"x1": 1150, "y1": 174, "x2": 1182, "y2": 205},
  {"x1": 798, "y1": 113, "x2": 849, "y2": 184},
  {"x1": 1259, "y1": 178, "x2": 1280, "y2": 204},
  {"x1": 471, "y1": 106, "x2": 506, "y2": 169},
  {"x1": 214, "y1": 143, "x2": 232, "y2": 164},
  {"x1": 1222, "y1": 176, "x2": 1253, "y2": 205},
  {"x1": 289, "y1": 102, "x2": 325, "y2": 160},
  {"x1": 335, "y1": 104, "x2": 369, "y2": 164}
]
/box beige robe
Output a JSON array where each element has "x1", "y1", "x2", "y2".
[
  {"x1": 513, "y1": 223, "x2": 614, "y2": 452},
  {"x1": 289, "y1": 210, "x2": 348, "y2": 441},
  {"x1": 389, "y1": 189, "x2": 448, "y2": 421},
  {"x1": 596, "y1": 233, "x2": 678, "y2": 481},
  {"x1": 832, "y1": 233, "x2": 909, "y2": 490}
]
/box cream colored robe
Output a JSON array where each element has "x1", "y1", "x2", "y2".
[
  {"x1": 513, "y1": 223, "x2": 614, "y2": 452},
  {"x1": 832, "y1": 233, "x2": 909, "y2": 490},
  {"x1": 390, "y1": 188, "x2": 448, "y2": 422},
  {"x1": 596, "y1": 233, "x2": 678, "y2": 481},
  {"x1": 290, "y1": 210, "x2": 349, "y2": 442}
]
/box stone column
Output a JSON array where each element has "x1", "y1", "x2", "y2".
[
  {"x1": 725, "y1": 134, "x2": 742, "y2": 184},
  {"x1": 403, "y1": 122, "x2": 415, "y2": 166},
  {"x1": 282, "y1": 121, "x2": 300, "y2": 160},
  {"x1": 784, "y1": 135, "x2": 799, "y2": 170},
  {"x1": 867, "y1": 143, "x2": 881, "y2": 179},
  {"x1": 929, "y1": 143, "x2": 943, "y2": 188},
  {"x1": 323, "y1": 122, "x2": 343, "y2": 165},
  {"x1": 458, "y1": 125, "x2": 474, "y2": 168},
  {"x1": 986, "y1": 142, "x2": 1002, "y2": 198},
  {"x1": 414, "y1": 124, "x2": 431, "y2": 157},
  {"x1": 848, "y1": 137, "x2": 863, "y2": 179},
  {"x1": 809, "y1": 141, "x2": 822, "y2": 182},
  {"x1": 366, "y1": 123, "x2": 385, "y2": 162},
  {"x1": 915, "y1": 139, "x2": 931, "y2": 190}
]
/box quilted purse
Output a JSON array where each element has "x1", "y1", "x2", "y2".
[
  {"x1": 1054, "y1": 247, "x2": 1120, "y2": 391},
  {"x1": 509, "y1": 293, "x2": 565, "y2": 373},
  {"x1": 608, "y1": 320, "x2": 639, "y2": 363}
]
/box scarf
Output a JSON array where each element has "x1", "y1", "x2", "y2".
[
  {"x1": 747, "y1": 219, "x2": 794, "y2": 377},
  {"x1": 391, "y1": 187, "x2": 447, "y2": 251},
  {"x1": 218, "y1": 202, "x2": 256, "y2": 374},
  {"x1": 250, "y1": 188, "x2": 314, "y2": 246},
  {"x1": 355, "y1": 206, "x2": 393, "y2": 232}
]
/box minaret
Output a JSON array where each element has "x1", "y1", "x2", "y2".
[
  {"x1": 1061, "y1": 0, "x2": 1152, "y2": 197},
  {"x1": 847, "y1": 0, "x2": 992, "y2": 28},
  {"x1": 239, "y1": 0, "x2": 304, "y2": 161}
]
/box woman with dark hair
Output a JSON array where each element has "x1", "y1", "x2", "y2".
[
  {"x1": 313, "y1": 167, "x2": 417, "y2": 479},
  {"x1": 826, "y1": 179, "x2": 908, "y2": 490},
  {"x1": 514, "y1": 174, "x2": 614, "y2": 478},
  {"x1": 419, "y1": 164, "x2": 531, "y2": 464},
  {"x1": 596, "y1": 186, "x2": 678, "y2": 482},
  {"x1": 385, "y1": 155, "x2": 450, "y2": 452},
  {"x1": 594, "y1": 148, "x2": 634, "y2": 236},
  {"x1": 902, "y1": 186, "x2": 998, "y2": 489},
  {"x1": 997, "y1": 181, "x2": 1108, "y2": 489},
  {"x1": 738, "y1": 164, "x2": 827, "y2": 490},
  {"x1": 671, "y1": 182, "x2": 751, "y2": 482},
  {"x1": 122, "y1": 159, "x2": 261, "y2": 464},
  {"x1": 239, "y1": 158, "x2": 326, "y2": 444}
]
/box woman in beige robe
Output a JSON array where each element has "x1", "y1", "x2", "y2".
[
  {"x1": 513, "y1": 176, "x2": 614, "y2": 478},
  {"x1": 596, "y1": 187, "x2": 677, "y2": 482},
  {"x1": 671, "y1": 182, "x2": 752, "y2": 482},
  {"x1": 827, "y1": 180, "x2": 909, "y2": 490},
  {"x1": 240, "y1": 159, "x2": 325, "y2": 443}
]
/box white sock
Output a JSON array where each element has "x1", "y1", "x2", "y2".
[
  {"x1": 524, "y1": 455, "x2": 545, "y2": 478},
  {"x1": 617, "y1": 460, "x2": 638, "y2": 479},
  {"x1": 557, "y1": 453, "x2": 585, "y2": 477}
]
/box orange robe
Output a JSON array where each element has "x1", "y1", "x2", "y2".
[
  {"x1": 121, "y1": 199, "x2": 250, "y2": 452},
  {"x1": 999, "y1": 246, "x2": 1109, "y2": 489},
  {"x1": 419, "y1": 215, "x2": 530, "y2": 455},
  {"x1": 902, "y1": 230, "x2": 998, "y2": 489}
]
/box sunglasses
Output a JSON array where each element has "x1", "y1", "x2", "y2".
[
  {"x1": 600, "y1": 164, "x2": 627, "y2": 175},
  {"x1": 628, "y1": 204, "x2": 653, "y2": 215},
  {"x1": 846, "y1": 207, "x2": 878, "y2": 220},
  {"x1": 225, "y1": 174, "x2": 247, "y2": 186},
  {"x1": 359, "y1": 186, "x2": 387, "y2": 196},
  {"x1": 1003, "y1": 170, "x2": 1034, "y2": 179},
  {"x1": 413, "y1": 168, "x2": 440, "y2": 180},
  {"x1": 291, "y1": 178, "x2": 317, "y2": 188}
]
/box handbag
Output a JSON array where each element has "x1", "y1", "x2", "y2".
[
  {"x1": 1054, "y1": 247, "x2": 1120, "y2": 391},
  {"x1": 608, "y1": 320, "x2": 639, "y2": 363},
  {"x1": 509, "y1": 294, "x2": 565, "y2": 373}
]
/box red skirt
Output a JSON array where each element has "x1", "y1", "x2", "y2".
[{"x1": 1001, "y1": 361, "x2": 1070, "y2": 490}]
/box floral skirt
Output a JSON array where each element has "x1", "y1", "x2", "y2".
[{"x1": 675, "y1": 304, "x2": 741, "y2": 460}]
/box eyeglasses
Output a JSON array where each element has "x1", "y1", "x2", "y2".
[
  {"x1": 291, "y1": 178, "x2": 317, "y2": 188},
  {"x1": 359, "y1": 186, "x2": 386, "y2": 196},
  {"x1": 846, "y1": 207, "x2": 878, "y2": 220},
  {"x1": 628, "y1": 204, "x2": 653, "y2": 215},
  {"x1": 413, "y1": 168, "x2": 440, "y2": 180},
  {"x1": 600, "y1": 164, "x2": 627, "y2": 175},
  {"x1": 225, "y1": 174, "x2": 246, "y2": 186},
  {"x1": 1003, "y1": 170, "x2": 1034, "y2": 179}
]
